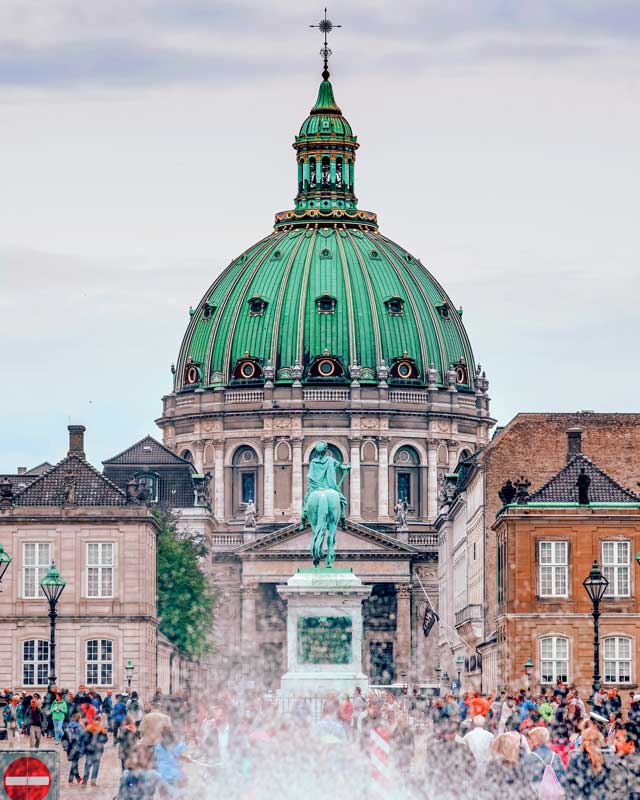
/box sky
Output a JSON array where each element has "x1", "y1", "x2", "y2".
[{"x1": 1, "y1": 0, "x2": 639, "y2": 471}]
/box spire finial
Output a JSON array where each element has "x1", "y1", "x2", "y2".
[{"x1": 310, "y1": 8, "x2": 341, "y2": 81}]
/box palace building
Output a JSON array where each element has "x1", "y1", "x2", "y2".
[{"x1": 155, "y1": 58, "x2": 494, "y2": 686}]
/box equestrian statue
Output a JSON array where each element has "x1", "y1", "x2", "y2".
[{"x1": 301, "y1": 441, "x2": 350, "y2": 568}]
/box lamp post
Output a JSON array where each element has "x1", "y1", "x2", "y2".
[
  {"x1": 125, "y1": 659, "x2": 134, "y2": 690},
  {"x1": 455, "y1": 655, "x2": 464, "y2": 693},
  {"x1": 435, "y1": 664, "x2": 441, "y2": 695},
  {"x1": 40, "y1": 563, "x2": 66, "y2": 689},
  {"x1": 583, "y1": 560, "x2": 609, "y2": 699},
  {"x1": 0, "y1": 544, "x2": 12, "y2": 589},
  {"x1": 524, "y1": 657, "x2": 534, "y2": 695}
]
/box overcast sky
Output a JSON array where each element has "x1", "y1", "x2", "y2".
[{"x1": 1, "y1": 1, "x2": 639, "y2": 471}]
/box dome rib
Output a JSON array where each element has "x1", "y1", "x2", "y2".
[
  {"x1": 367, "y1": 234, "x2": 430, "y2": 375},
  {"x1": 267, "y1": 230, "x2": 308, "y2": 369},
  {"x1": 220, "y1": 231, "x2": 289, "y2": 383},
  {"x1": 294, "y1": 230, "x2": 318, "y2": 365},
  {"x1": 335, "y1": 231, "x2": 357, "y2": 365},
  {"x1": 343, "y1": 229, "x2": 383, "y2": 368}
]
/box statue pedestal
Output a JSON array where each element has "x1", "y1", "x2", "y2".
[{"x1": 277, "y1": 567, "x2": 371, "y2": 697}]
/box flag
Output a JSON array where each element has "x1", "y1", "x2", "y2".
[{"x1": 423, "y1": 605, "x2": 439, "y2": 637}]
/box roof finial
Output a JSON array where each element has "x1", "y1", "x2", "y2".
[{"x1": 310, "y1": 7, "x2": 341, "y2": 81}]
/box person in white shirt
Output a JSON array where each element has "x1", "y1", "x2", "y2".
[{"x1": 463, "y1": 714, "x2": 494, "y2": 773}]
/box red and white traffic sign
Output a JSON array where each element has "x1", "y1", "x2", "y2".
[{"x1": 3, "y1": 757, "x2": 51, "y2": 800}]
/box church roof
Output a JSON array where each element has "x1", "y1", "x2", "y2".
[
  {"x1": 527, "y1": 453, "x2": 639, "y2": 505},
  {"x1": 103, "y1": 436, "x2": 194, "y2": 468},
  {"x1": 14, "y1": 454, "x2": 127, "y2": 507}
]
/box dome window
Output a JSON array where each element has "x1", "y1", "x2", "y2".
[
  {"x1": 233, "y1": 353, "x2": 264, "y2": 381},
  {"x1": 248, "y1": 296, "x2": 268, "y2": 317},
  {"x1": 436, "y1": 303, "x2": 450, "y2": 320},
  {"x1": 320, "y1": 247, "x2": 332, "y2": 259},
  {"x1": 384, "y1": 296, "x2": 404, "y2": 316},
  {"x1": 370, "y1": 250, "x2": 380, "y2": 260},
  {"x1": 183, "y1": 358, "x2": 201, "y2": 386},
  {"x1": 202, "y1": 301, "x2": 216, "y2": 321},
  {"x1": 309, "y1": 352, "x2": 344, "y2": 379},
  {"x1": 316, "y1": 293, "x2": 336, "y2": 314},
  {"x1": 455, "y1": 359, "x2": 468, "y2": 385},
  {"x1": 272, "y1": 250, "x2": 283, "y2": 260},
  {"x1": 390, "y1": 353, "x2": 419, "y2": 381}
]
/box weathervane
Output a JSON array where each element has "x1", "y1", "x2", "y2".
[{"x1": 310, "y1": 8, "x2": 341, "y2": 80}]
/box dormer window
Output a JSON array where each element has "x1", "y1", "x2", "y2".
[
  {"x1": 436, "y1": 303, "x2": 450, "y2": 320},
  {"x1": 202, "y1": 301, "x2": 216, "y2": 321},
  {"x1": 272, "y1": 250, "x2": 283, "y2": 260},
  {"x1": 232, "y1": 353, "x2": 263, "y2": 381},
  {"x1": 390, "y1": 353, "x2": 419, "y2": 381},
  {"x1": 384, "y1": 296, "x2": 404, "y2": 316},
  {"x1": 370, "y1": 250, "x2": 380, "y2": 259},
  {"x1": 134, "y1": 472, "x2": 158, "y2": 503},
  {"x1": 248, "y1": 296, "x2": 268, "y2": 317},
  {"x1": 183, "y1": 358, "x2": 201, "y2": 386},
  {"x1": 455, "y1": 358, "x2": 468, "y2": 385},
  {"x1": 316, "y1": 294, "x2": 336, "y2": 314},
  {"x1": 309, "y1": 351, "x2": 344, "y2": 379},
  {"x1": 320, "y1": 247, "x2": 332, "y2": 259}
]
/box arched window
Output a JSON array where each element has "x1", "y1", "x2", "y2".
[
  {"x1": 23, "y1": 640, "x2": 49, "y2": 686},
  {"x1": 604, "y1": 636, "x2": 632, "y2": 684},
  {"x1": 540, "y1": 636, "x2": 569, "y2": 684},
  {"x1": 86, "y1": 639, "x2": 113, "y2": 686},
  {"x1": 393, "y1": 446, "x2": 420, "y2": 510},
  {"x1": 309, "y1": 157, "x2": 317, "y2": 189},
  {"x1": 336, "y1": 157, "x2": 343, "y2": 188},
  {"x1": 327, "y1": 444, "x2": 343, "y2": 463},
  {"x1": 309, "y1": 352, "x2": 344, "y2": 379},
  {"x1": 321, "y1": 156, "x2": 330, "y2": 188},
  {"x1": 134, "y1": 472, "x2": 158, "y2": 503},
  {"x1": 232, "y1": 446, "x2": 259, "y2": 516},
  {"x1": 180, "y1": 449, "x2": 193, "y2": 463},
  {"x1": 183, "y1": 358, "x2": 201, "y2": 386},
  {"x1": 389, "y1": 354, "x2": 419, "y2": 381}
]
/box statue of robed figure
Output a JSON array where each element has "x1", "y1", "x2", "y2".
[{"x1": 301, "y1": 441, "x2": 350, "y2": 568}]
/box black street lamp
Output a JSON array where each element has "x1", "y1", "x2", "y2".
[
  {"x1": 40, "y1": 563, "x2": 66, "y2": 689},
  {"x1": 0, "y1": 544, "x2": 12, "y2": 588},
  {"x1": 125, "y1": 659, "x2": 134, "y2": 690},
  {"x1": 524, "y1": 657, "x2": 534, "y2": 694},
  {"x1": 455, "y1": 655, "x2": 464, "y2": 693},
  {"x1": 583, "y1": 560, "x2": 609, "y2": 698}
]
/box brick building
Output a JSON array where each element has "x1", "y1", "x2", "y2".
[
  {"x1": 0, "y1": 426, "x2": 161, "y2": 698},
  {"x1": 493, "y1": 443, "x2": 640, "y2": 696}
]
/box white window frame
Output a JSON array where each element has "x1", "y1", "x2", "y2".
[
  {"x1": 538, "y1": 540, "x2": 569, "y2": 598},
  {"x1": 22, "y1": 543, "x2": 51, "y2": 599},
  {"x1": 86, "y1": 639, "x2": 113, "y2": 686},
  {"x1": 602, "y1": 541, "x2": 630, "y2": 598},
  {"x1": 22, "y1": 639, "x2": 49, "y2": 686},
  {"x1": 134, "y1": 472, "x2": 158, "y2": 503},
  {"x1": 540, "y1": 636, "x2": 569, "y2": 684},
  {"x1": 603, "y1": 636, "x2": 632, "y2": 684},
  {"x1": 86, "y1": 543, "x2": 114, "y2": 598}
]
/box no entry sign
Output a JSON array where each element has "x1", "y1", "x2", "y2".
[{"x1": 0, "y1": 752, "x2": 58, "y2": 800}]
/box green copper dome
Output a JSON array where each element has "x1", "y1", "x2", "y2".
[{"x1": 174, "y1": 77, "x2": 476, "y2": 392}]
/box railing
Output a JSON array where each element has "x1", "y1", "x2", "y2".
[
  {"x1": 225, "y1": 390, "x2": 264, "y2": 404},
  {"x1": 455, "y1": 604, "x2": 482, "y2": 627},
  {"x1": 408, "y1": 533, "x2": 439, "y2": 547},
  {"x1": 389, "y1": 390, "x2": 429, "y2": 404},
  {"x1": 210, "y1": 534, "x2": 244, "y2": 546},
  {"x1": 303, "y1": 389, "x2": 350, "y2": 402}
]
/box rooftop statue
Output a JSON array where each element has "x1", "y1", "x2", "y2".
[{"x1": 301, "y1": 441, "x2": 350, "y2": 567}]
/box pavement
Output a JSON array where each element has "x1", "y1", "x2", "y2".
[{"x1": 1, "y1": 734, "x2": 120, "y2": 799}]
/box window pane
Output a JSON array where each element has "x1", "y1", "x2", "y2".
[
  {"x1": 101, "y1": 664, "x2": 113, "y2": 685},
  {"x1": 87, "y1": 640, "x2": 98, "y2": 661},
  {"x1": 24, "y1": 543, "x2": 35, "y2": 566},
  {"x1": 541, "y1": 638, "x2": 553, "y2": 659},
  {"x1": 87, "y1": 664, "x2": 98, "y2": 684},
  {"x1": 604, "y1": 638, "x2": 616, "y2": 659},
  {"x1": 37, "y1": 663, "x2": 48, "y2": 684},
  {"x1": 23, "y1": 640, "x2": 34, "y2": 661},
  {"x1": 556, "y1": 638, "x2": 568, "y2": 659},
  {"x1": 397, "y1": 473, "x2": 411, "y2": 504},
  {"x1": 101, "y1": 568, "x2": 112, "y2": 596},
  {"x1": 87, "y1": 543, "x2": 99, "y2": 566},
  {"x1": 102, "y1": 544, "x2": 113, "y2": 565},
  {"x1": 619, "y1": 637, "x2": 631, "y2": 658},
  {"x1": 88, "y1": 568, "x2": 99, "y2": 597},
  {"x1": 539, "y1": 543, "x2": 551, "y2": 564},
  {"x1": 37, "y1": 544, "x2": 50, "y2": 566},
  {"x1": 23, "y1": 664, "x2": 34, "y2": 685},
  {"x1": 38, "y1": 640, "x2": 49, "y2": 662},
  {"x1": 602, "y1": 542, "x2": 614, "y2": 564},
  {"x1": 540, "y1": 566, "x2": 552, "y2": 595},
  {"x1": 554, "y1": 542, "x2": 567, "y2": 563},
  {"x1": 554, "y1": 567, "x2": 567, "y2": 595},
  {"x1": 101, "y1": 639, "x2": 112, "y2": 659},
  {"x1": 241, "y1": 473, "x2": 255, "y2": 503}
]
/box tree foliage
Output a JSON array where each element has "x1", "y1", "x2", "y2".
[{"x1": 154, "y1": 509, "x2": 215, "y2": 658}]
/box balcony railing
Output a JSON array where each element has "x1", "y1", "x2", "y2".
[
  {"x1": 303, "y1": 389, "x2": 350, "y2": 402},
  {"x1": 225, "y1": 390, "x2": 264, "y2": 404},
  {"x1": 455, "y1": 604, "x2": 482, "y2": 628},
  {"x1": 389, "y1": 390, "x2": 430, "y2": 404},
  {"x1": 210, "y1": 534, "x2": 244, "y2": 546},
  {"x1": 407, "y1": 533, "x2": 438, "y2": 547}
]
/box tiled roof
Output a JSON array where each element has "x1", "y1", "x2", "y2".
[
  {"x1": 103, "y1": 436, "x2": 193, "y2": 467},
  {"x1": 24, "y1": 462, "x2": 53, "y2": 476},
  {"x1": 0, "y1": 474, "x2": 39, "y2": 494},
  {"x1": 14, "y1": 455, "x2": 127, "y2": 507},
  {"x1": 528, "y1": 453, "x2": 639, "y2": 504}
]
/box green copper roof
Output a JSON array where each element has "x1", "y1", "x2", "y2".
[
  {"x1": 174, "y1": 72, "x2": 478, "y2": 392},
  {"x1": 176, "y1": 227, "x2": 475, "y2": 390}
]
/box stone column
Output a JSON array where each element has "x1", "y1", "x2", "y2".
[
  {"x1": 263, "y1": 437, "x2": 275, "y2": 521},
  {"x1": 427, "y1": 442, "x2": 438, "y2": 521},
  {"x1": 241, "y1": 583, "x2": 258, "y2": 673},
  {"x1": 213, "y1": 439, "x2": 225, "y2": 522},
  {"x1": 377, "y1": 437, "x2": 389, "y2": 519},
  {"x1": 395, "y1": 583, "x2": 412, "y2": 680},
  {"x1": 291, "y1": 437, "x2": 303, "y2": 517},
  {"x1": 349, "y1": 438, "x2": 361, "y2": 519},
  {"x1": 447, "y1": 439, "x2": 459, "y2": 472}
]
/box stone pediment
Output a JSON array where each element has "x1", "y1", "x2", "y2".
[{"x1": 237, "y1": 520, "x2": 418, "y2": 560}]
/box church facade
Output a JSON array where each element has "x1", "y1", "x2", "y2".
[{"x1": 156, "y1": 63, "x2": 494, "y2": 686}]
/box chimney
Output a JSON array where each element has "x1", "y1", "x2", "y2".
[
  {"x1": 16, "y1": 467, "x2": 26, "y2": 475},
  {"x1": 567, "y1": 427, "x2": 583, "y2": 460},
  {"x1": 68, "y1": 425, "x2": 86, "y2": 459}
]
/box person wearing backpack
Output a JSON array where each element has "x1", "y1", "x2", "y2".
[
  {"x1": 523, "y1": 726, "x2": 566, "y2": 799},
  {"x1": 127, "y1": 692, "x2": 144, "y2": 729},
  {"x1": 563, "y1": 726, "x2": 610, "y2": 800},
  {"x1": 3, "y1": 696, "x2": 20, "y2": 747}
]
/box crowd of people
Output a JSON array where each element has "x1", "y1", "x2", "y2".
[{"x1": 3, "y1": 681, "x2": 640, "y2": 798}]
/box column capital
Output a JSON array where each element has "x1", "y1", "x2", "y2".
[
  {"x1": 241, "y1": 583, "x2": 259, "y2": 597},
  {"x1": 349, "y1": 437, "x2": 363, "y2": 447},
  {"x1": 212, "y1": 438, "x2": 225, "y2": 448},
  {"x1": 291, "y1": 436, "x2": 304, "y2": 447},
  {"x1": 378, "y1": 435, "x2": 390, "y2": 446},
  {"x1": 263, "y1": 436, "x2": 275, "y2": 446},
  {"x1": 395, "y1": 582, "x2": 412, "y2": 599}
]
